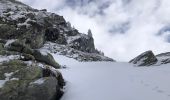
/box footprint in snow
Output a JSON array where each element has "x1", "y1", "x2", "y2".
[
  {"x1": 152, "y1": 86, "x2": 159, "y2": 91},
  {"x1": 144, "y1": 83, "x2": 150, "y2": 87},
  {"x1": 157, "y1": 90, "x2": 164, "y2": 93},
  {"x1": 151, "y1": 86, "x2": 164, "y2": 93},
  {"x1": 140, "y1": 80, "x2": 143, "y2": 84}
]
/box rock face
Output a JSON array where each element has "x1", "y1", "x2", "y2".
[
  {"x1": 129, "y1": 51, "x2": 158, "y2": 66},
  {"x1": 130, "y1": 51, "x2": 170, "y2": 66},
  {"x1": 0, "y1": 0, "x2": 114, "y2": 62},
  {"x1": 0, "y1": 0, "x2": 65, "y2": 49},
  {"x1": 0, "y1": 60, "x2": 64, "y2": 100},
  {"x1": 68, "y1": 34, "x2": 95, "y2": 53}
]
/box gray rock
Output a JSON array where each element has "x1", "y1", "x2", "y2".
[
  {"x1": 7, "y1": 40, "x2": 60, "y2": 68},
  {"x1": 129, "y1": 50, "x2": 158, "y2": 66},
  {"x1": 33, "y1": 50, "x2": 60, "y2": 69},
  {"x1": 65, "y1": 29, "x2": 79, "y2": 36},
  {"x1": 25, "y1": 77, "x2": 62, "y2": 100},
  {"x1": 0, "y1": 59, "x2": 64, "y2": 100},
  {"x1": 8, "y1": 40, "x2": 34, "y2": 54},
  {"x1": 45, "y1": 28, "x2": 67, "y2": 44},
  {"x1": 68, "y1": 34, "x2": 95, "y2": 53}
]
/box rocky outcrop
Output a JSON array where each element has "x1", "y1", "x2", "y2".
[
  {"x1": 0, "y1": 0, "x2": 65, "y2": 49},
  {"x1": 33, "y1": 50, "x2": 60, "y2": 68},
  {"x1": 42, "y1": 42, "x2": 115, "y2": 62},
  {"x1": 67, "y1": 34, "x2": 95, "y2": 53},
  {"x1": 129, "y1": 51, "x2": 170, "y2": 66},
  {"x1": 5, "y1": 40, "x2": 60, "y2": 68},
  {"x1": 129, "y1": 50, "x2": 158, "y2": 66},
  {"x1": 0, "y1": 60, "x2": 64, "y2": 100},
  {"x1": 0, "y1": 40, "x2": 61, "y2": 100},
  {"x1": 0, "y1": 0, "x2": 115, "y2": 99},
  {"x1": 0, "y1": 0, "x2": 113, "y2": 62},
  {"x1": 45, "y1": 27, "x2": 67, "y2": 44}
]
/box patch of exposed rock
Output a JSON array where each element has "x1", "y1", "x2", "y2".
[{"x1": 129, "y1": 50, "x2": 158, "y2": 66}]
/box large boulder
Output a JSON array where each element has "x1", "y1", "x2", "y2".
[
  {"x1": 0, "y1": 60, "x2": 64, "y2": 100},
  {"x1": 33, "y1": 50, "x2": 60, "y2": 69},
  {"x1": 129, "y1": 50, "x2": 158, "y2": 66},
  {"x1": 6, "y1": 40, "x2": 60, "y2": 68},
  {"x1": 26, "y1": 77, "x2": 62, "y2": 100}
]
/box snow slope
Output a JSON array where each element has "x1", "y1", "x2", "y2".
[{"x1": 53, "y1": 54, "x2": 170, "y2": 100}]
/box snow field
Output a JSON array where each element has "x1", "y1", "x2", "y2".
[{"x1": 53, "y1": 54, "x2": 170, "y2": 100}]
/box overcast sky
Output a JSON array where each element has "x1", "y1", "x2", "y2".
[{"x1": 18, "y1": 0, "x2": 170, "y2": 61}]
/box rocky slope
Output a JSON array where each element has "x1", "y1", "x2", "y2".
[
  {"x1": 0, "y1": 0, "x2": 114, "y2": 100},
  {"x1": 0, "y1": 0, "x2": 114, "y2": 62},
  {"x1": 41, "y1": 42, "x2": 114, "y2": 62}
]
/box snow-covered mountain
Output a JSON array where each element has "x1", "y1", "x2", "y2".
[{"x1": 54, "y1": 54, "x2": 170, "y2": 100}]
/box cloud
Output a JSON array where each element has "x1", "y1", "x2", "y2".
[{"x1": 18, "y1": 0, "x2": 170, "y2": 61}]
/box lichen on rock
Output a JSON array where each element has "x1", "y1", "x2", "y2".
[{"x1": 0, "y1": 59, "x2": 64, "y2": 100}]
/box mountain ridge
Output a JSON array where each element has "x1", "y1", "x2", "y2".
[{"x1": 0, "y1": 0, "x2": 114, "y2": 62}]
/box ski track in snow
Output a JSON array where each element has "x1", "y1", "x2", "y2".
[{"x1": 52, "y1": 54, "x2": 170, "y2": 100}]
